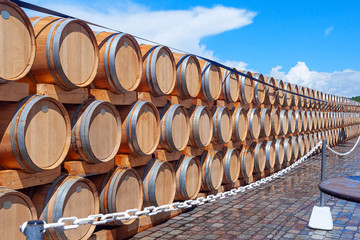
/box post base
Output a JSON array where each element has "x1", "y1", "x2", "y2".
[{"x1": 308, "y1": 205, "x2": 333, "y2": 230}]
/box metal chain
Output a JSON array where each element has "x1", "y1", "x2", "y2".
[
  {"x1": 20, "y1": 141, "x2": 323, "y2": 235},
  {"x1": 326, "y1": 135, "x2": 360, "y2": 156}
]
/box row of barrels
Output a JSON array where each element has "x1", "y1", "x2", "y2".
[
  {"x1": 1, "y1": 2, "x2": 360, "y2": 112},
  {"x1": 1, "y1": 94, "x2": 359, "y2": 173},
  {"x1": 4, "y1": 124, "x2": 359, "y2": 239}
]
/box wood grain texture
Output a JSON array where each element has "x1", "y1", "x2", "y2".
[
  {"x1": 200, "y1": 150, "x2": 224, "y2": 191},
  {"x1": 174, "y1": 155, "x2": 201, "y2": 200},
  {"x1": 63, "y1": 159, "x2": 115, "y2": 177},
  {"x1": 172, "y1": 53, "x2": 201, "y2": 99},
  {"x1": 212, "y1": 106, "x2": 232, "y2": 144},
  {"x1": 0, "y1": 95, "x2": 71, "y2": 172},
  {"x1": 239, "y1": 71, "x2": 254, "y2": 105},
  {"x1": 0, "y1": 187, "x2": 37, "y2": 240},
  {"x1": 92, "y1": 32, "x2": 142, "y2": 94},
  {"x1": 0, "y1": 166, "x2": 60, "y2": 190},
  {"x1": 220, "y1": 68, "x2": 239, "y2": 103},
  {"x1": 159, "y1": 104, "x2": 190, "y2": 152},
  {"x1": 188, "y1": 105, "x2": 213, "y2": 148},
  {"x1": 139, "y1": 45, "x2": 176, "y2": 96},
  {"x1": 90, "y1": 89, "x2": 137, "y2": 105},
  {"x1": 118, "y1": 100, "x2": 160, "y2": 156},
  {"x1": 99, "y1": 166, "x2": 143, "y2": 225},
  {"x1": 0, "y1": 2, "x2": 35, "y2": 83},
  {"x1": 221, "y1": 147, "x2": 240, "y2": 184},
  {"x1": 231, "y1": 107, "x2": 248, "y2": 142},
  {"x1": 142, "y1": 159, "x2": 176, "y2": 207},
  {"x1": 66, "y1": 100, "x2": 122, "y2": 164},
  {"x1": 32, "y1": 175, "x2": 99, "y2": 240},
  {"x1": 0, "y1": 82, "x2": 29, "y2": 101},
  {"x1": 26, "y1": 17, "x2": 99, "y2": 90},
  {"x1": 36, "y1": 83, "x2": 89, "y2": 104},
  {"x1": 198, "y1": 59, "x2": 222, "y2": 101}
]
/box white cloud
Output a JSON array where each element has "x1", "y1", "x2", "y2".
[
  {"x1": 25, "y1": 1, "x2": 256, "y2": 62},
  {"x1": 324, "y1": 26, "x2": 334, "y2": 36},
  {"x1": 222, "y1": 60, "x2": 249, "y2": 71},
  {"x1": 269, "y1": 61, "x2": 360, "y2": 97}
]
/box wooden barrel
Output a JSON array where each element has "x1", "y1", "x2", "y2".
[
  {"x1": 265, "y1": 140, "x2": 276, "y2": 169},
  {"x1": 99, "y1": 167, "x2": 143, "y2": 225},
  {"x1": 304, "y1": 87, "x2": 310, "y2": 108},
  {"x1": 160, "y1": 104, "x2": 190, "y2": 152},
  {"x1": 307, "y1": 111, "x2": 313, "y2": 131},
  {"x1": 298, "y1": 135, "x2": 305, "y2": 157},
  {"x1": 174, "y1": 155, "x2": 201, "y2": 200},
  {"x1": 283, "y1": 82, "x2": 293, "y2": 107},
  {"x1": 0, "y1": 187, "x2": 37, "y2": 240},
  {"x1": 66, "y1": 100, "x2": 121, "y2": 164},
  {"x1": 142, "y1": 159, "x2": 176, "y2": 206},
  {"x1": 91, "y1": 32, "x2": 142, "y2": 93},
  {"x1": 295, "y1": 110, "x2": 302, "y2": 133},
  {"x1": 292, "y1": 84, "x2": 299, "y2": 107},
  {"x1": 231, "y1": 107, "x2": 248, "y2": 142},
  {"x1": 260, "y1": 108, "x2": 271, "y2": 137},
  {"x1": 309, "y1": 133, "x2": 315, "y2": 152},
  {"x1": 222, "y1": 148, "x2": 241, "y2": 184},
  {"x1": 279, "y1": 110, "x2": 289, "y2": 135},
  {"x1": 188, "y1": 105, "x2": 213, "y2": 148},
  {"x1": 314, "y1": 91, "x2": 320, "y2": 109},
  {"x1": 139, "y1": 45, "x2": 176, "y2": 96},
  {"x1": 270, "y1": 108, "x2": 281, "y2": 136},
  {"x1": 275, "y1": 139, "x2": 285, "y2": 166},
  {"x1": 212, "y1": 106, "x2": 232, "y2": 144},
  {"x1": 172, "y1": 53, "x2": 201, "y2": 99},
  {"x1": 319, "y1": 91, "x2": 325, "y2": 109},
  {"x1": 283, "y1": 138, "x2": 292, "y2": 163},
  {"x1": 247, "y1": 108, "x2": 261, "y2": 139},
  {"x1": 301, "y1": 110, "x2": 308, "y2": 132},
  {"x1": 319, "y1": 112, "x2": 324, "y2": 129},
  {"x1": 239, "y1": 71, "x2": 255, "y2": 104},
  {"x1": 32, "y1": 175, "x2": 99, "y2": 240},
  {"x1": 0, "y1": 95, "x2": 71, "y2": 172},
  {"x1": 252, "y1": 73, "x2": 266, "y2": 105},
  {"x1": 291, "y1": 137, "x2": 299, "y2": 161},
  {"x1": 287, "y1": 110, "x2": 296, "y2": 134},
  {"x1": 221, "y1": 68, "x2": 239, "y2": 102},
  {"x1": 310, "y1": 89, "x2": 315, "y2": 108},
  {"x1": 264, "y1": 76, "x2": 276, "y2": 105},
  {"x1": 275, "y1": 79, "x2": 285, "y2": 106},
  {"x1": 304, "y1": 134, "x2": 310, "y2": 154},
  {"x1": 313, "y1": 132, "x2": 321, "y2": 153},
  {"x1": 239, "y1": 146, "x2": 254, "y2": 179},
  {"x1": 312, "y1": 111, "x2": 318, "y2": 130},
  {"x1": 332, "y1": 129, "x2": 338, "y2": 146},
  {"x1": 200, "y1": 151, "x2": 224, "y2": 191},
  {"x1": 118, "y1": 100, "x2": 160, "y2": 156},
  {"x1": 198, "y1": 60, "x2": 222, "y2": 101},
  {"x1": 0, "y1": 2, "x2": 35, "y2": 83},
  {"x1": 29, "y1": 17, "x2": 99, "y2": 89},
  {"x1": 298, "y1": 86, "x2": 305, "y2": 107},
  {"x1": 253, "y1": 142, "x2": 266, "y2": 173}
]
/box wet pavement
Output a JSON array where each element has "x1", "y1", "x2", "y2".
[{"x1": 129, "y1": 138, "x2": 360, "y2": 239}]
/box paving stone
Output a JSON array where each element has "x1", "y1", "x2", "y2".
[{"x1": 128, "y1": 138, "x2": 360, "y2": 240}]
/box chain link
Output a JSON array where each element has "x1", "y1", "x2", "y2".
[
  {"x1": 20, "y1": 141, "x2": 324, "y2": 234},
  {"x1": 326, "y1": 136, "x2": 360, "y2": 156}
]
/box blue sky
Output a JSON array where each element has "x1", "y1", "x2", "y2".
[{"x1": 24, "y1": 0, "x2": 360, "y2": 96}]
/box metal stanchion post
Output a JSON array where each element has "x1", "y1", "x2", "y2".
[
  {"x1": 320, "y1": 140, "x2": 326, "y2": 207},
  {"x1": 23, "y1": 220, "x2": 44, "y2": 240},
  {"x1": 308, "y1": 139, "x2": 333, "y2": 230}
]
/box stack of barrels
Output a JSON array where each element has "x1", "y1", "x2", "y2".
[{"x1": 1, "y1": 2, "x2": 360, "y2": 239}]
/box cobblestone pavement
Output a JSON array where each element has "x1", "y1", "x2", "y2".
[{"x1": 129, "y1": 138, "x2": 360, "y2": 240}]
